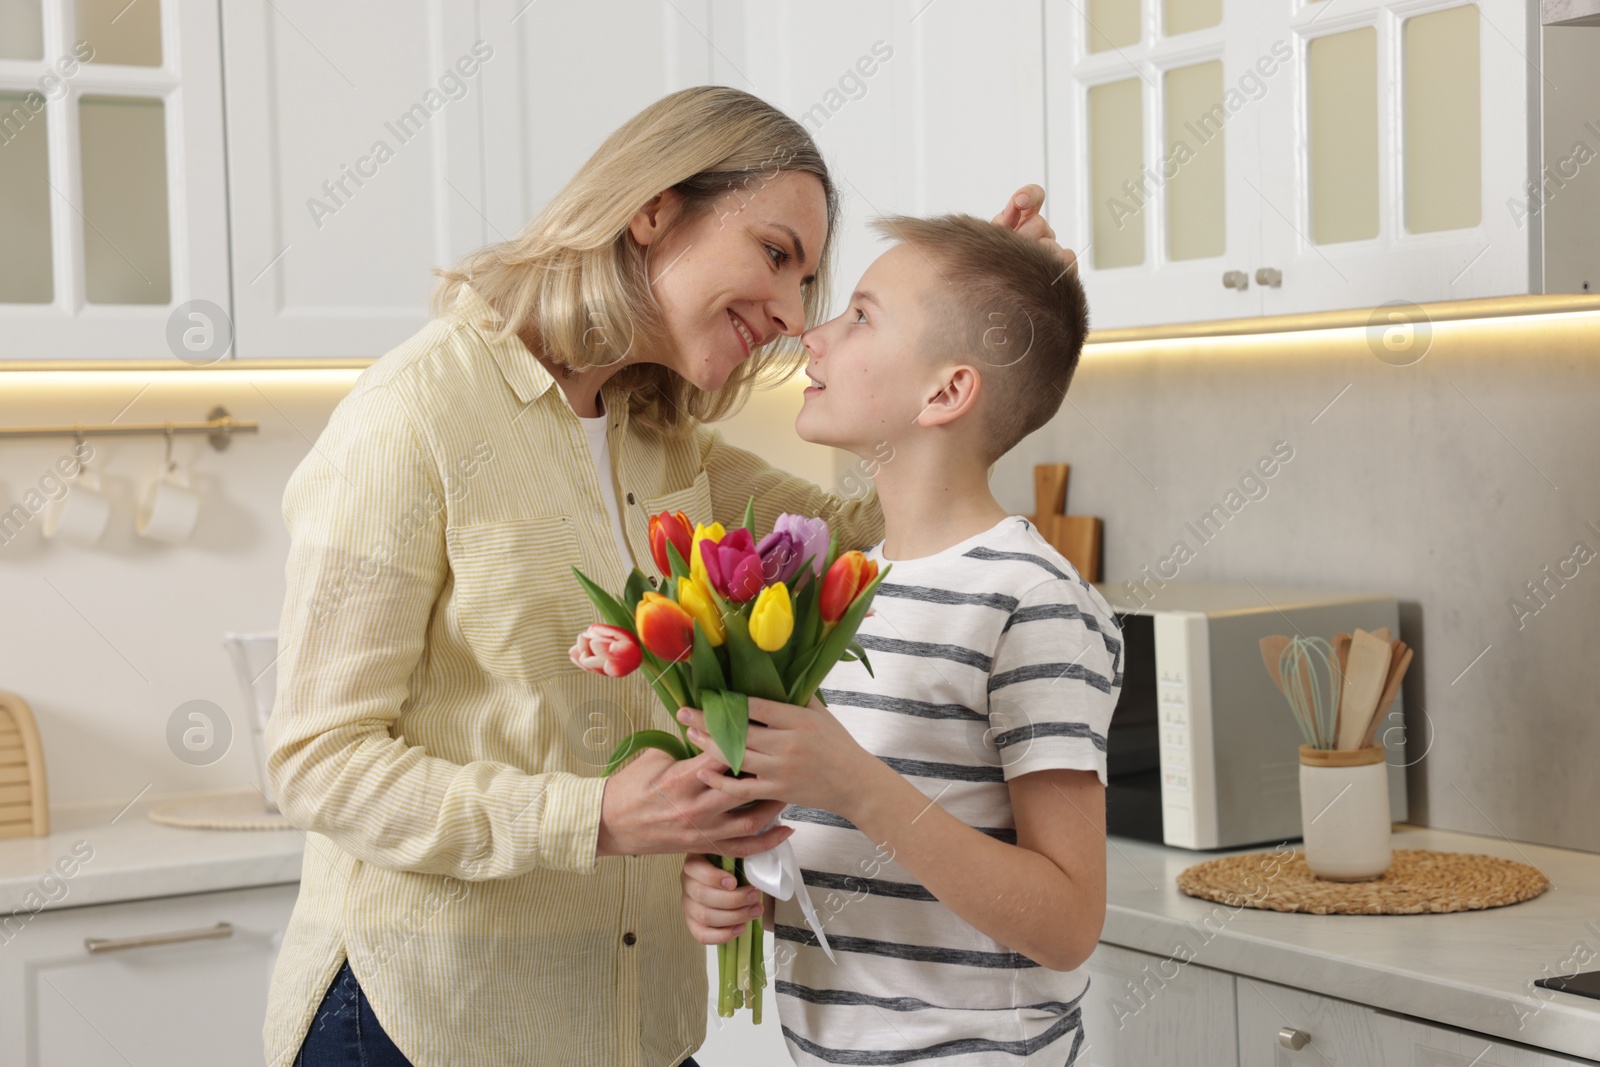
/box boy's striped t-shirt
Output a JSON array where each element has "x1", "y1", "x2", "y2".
[{"x1": 774, "y1": 514, "x2": 1124, "y2": 1067}]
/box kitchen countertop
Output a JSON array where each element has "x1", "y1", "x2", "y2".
[
  {"x1": 1, "y1": 803, "x2": 1595, "y2": 1059},
  {"x1": 0, "y1": 793, "x2": 304, "y2": 913},
  {"x1": 1103, "y1": 823, "x2": 1600, "y2": 1062}
]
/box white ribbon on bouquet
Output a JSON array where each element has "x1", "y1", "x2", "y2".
[{"x1": 743, "y1": 836, "x2": 836, "y2": 963}]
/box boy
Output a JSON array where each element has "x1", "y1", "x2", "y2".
[{"x1": 677, "y1": 214, "x2": 1120, "y2": 1066}]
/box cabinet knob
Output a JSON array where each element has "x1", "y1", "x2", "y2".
[
  {"x1": 1255, "y1": 267, "x2": 1283, "y2": 288},
  {"x1": 1222, "y1": 270, "x2": 1250, "y2": 290},
  {"x1": 1277, "y1": 1026, "x2": 1311, "y2": 1050}
]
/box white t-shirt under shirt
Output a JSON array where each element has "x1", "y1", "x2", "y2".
[
  {"x1": 573, "y1": 397, "x2": 634, "y2": 571},
  {"x1": 775, "y1": 514, "x2": 1124, "y2": 1067}
]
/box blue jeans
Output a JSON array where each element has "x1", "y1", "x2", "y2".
[{"x1": 294, "y1": 960, "x2": 702, "y2": 1066}]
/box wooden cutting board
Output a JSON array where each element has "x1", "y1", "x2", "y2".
[
  {"x1": 1028, "y1": 463, "x2": 1104, "y2": 581},
  {"x1": 0, "y1": 690, "x2": 48, "y2": 839}
]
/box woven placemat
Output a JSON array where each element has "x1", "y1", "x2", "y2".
[
  {"x1": 1176, "y1": 848, "x2": 1550, "y2": 914},
  {"x1": 148, "y1": 790, "x2": 293, "y2": 831}
]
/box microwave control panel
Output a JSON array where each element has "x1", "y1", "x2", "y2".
[{"x1": 1152, "y1": 612, "x2": 1216, "y2": 849}]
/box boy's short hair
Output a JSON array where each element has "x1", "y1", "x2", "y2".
[{"x1": 869, "y1": 213, "x2": 1089, "y2": 466}]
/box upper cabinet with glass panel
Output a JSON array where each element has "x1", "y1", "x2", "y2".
[
  {"x1": 0, "y1": 0, "x2": 228, "y2": 360},
  {"x1": 1046, "y1": 0, "x2": 1600, "y2": 330}
]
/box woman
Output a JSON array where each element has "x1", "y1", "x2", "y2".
[{"x1": 263, "y1": 86, "x2": 1069, "y2": 1067}]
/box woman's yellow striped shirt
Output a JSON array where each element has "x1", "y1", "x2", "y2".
[{"x1": 263, "y1": 285, "x2": 884, "y2": 1067}]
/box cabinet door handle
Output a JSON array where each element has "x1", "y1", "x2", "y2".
[
  {"x1": 1277, "y1": 1026, "x2": 1311, "y2": 1050},
  {"x1": 84, "y1": 921, "x2": 234, "y2": 955},
  {"x1": 1255, "y1": 267, "x2": 1283, "y2": 288},
  {"x1": 1222, "y1": 270, "x2": 1250, "y2": 290}
]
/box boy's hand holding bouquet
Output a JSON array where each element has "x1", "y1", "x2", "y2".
[{"x1": 567, "y1": 496, "x2": 890, "y2": 1020}]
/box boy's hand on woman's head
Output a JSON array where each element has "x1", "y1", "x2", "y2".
[
  {"x1": 992, "y1": 184, "x2": 1078, "y2": 276},
  {"x1": 680, "y1": 853, "x2": 765, "y2": 946}
]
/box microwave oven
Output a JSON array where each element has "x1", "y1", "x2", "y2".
[{"x1": 1091, "y1": 581, "x2": 1409, "y2": 850}]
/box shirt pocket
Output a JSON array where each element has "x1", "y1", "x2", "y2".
[
  {"x1": 639, "y1": 468, "x2": 715, "y2": 573},
  {"x1": 446, "y1": 515, "x2": 598, "y2": 685}
]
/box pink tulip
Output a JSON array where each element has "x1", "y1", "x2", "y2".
[
  {"x1": 699, "y1": 527, "x2": 766, "y2": 603},
  {"x1": 569, "y1": 623, "x2": 643, "y2": 678}
]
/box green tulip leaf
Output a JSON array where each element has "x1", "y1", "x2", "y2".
[
  {"x1": 783, "y1": 645, "x2": 825, "y2": 701},
  {"x1": 789, "y1": 559, "x2": 823, "y2": 657},
  {"x1": 702, "y1": 689, "x2": 751, "y2": 776},
  {"x1": 791, "y1": 562, "x2": 892, "y2": 707},
  {"x1": 572, "y1": 567, "x2": 636, "y2": 632},
  {"x1": 723, "y1": 613, "x2": 788, "y2": 703},
  {"x1": 666, "y1": 539, "x2": 693, "y2": 581},
  {"x1": 623, "y1": 568, "x2": 651, "y2": 615},
  {"x1": 847, "y1": 638, "x2": 875, "y2": 677},
  {"x1": 603, "y1": 729, "x2": 690, "y2": 776},
  {"x1": 742, "y1": 495, "x2": 757, "y2": 540},
  {"x1": 691, "y1": 623, "x2": 727, "y2": 696}
]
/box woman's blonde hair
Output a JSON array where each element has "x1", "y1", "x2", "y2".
[{"x1": 433, "y1": 86, "x2": 839, "y2": 435}]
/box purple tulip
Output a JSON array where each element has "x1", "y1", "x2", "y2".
[
  {"x1": 769, "y1": 514, "x2": 830, "y2": 583},
  {"x1": 700, "y1": 527, "x2": 766, "y2": 603},
  {"x1": 757, "y1": 529, "x2": 803, "y2": 586}
]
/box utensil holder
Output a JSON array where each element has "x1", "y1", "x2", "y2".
[{"x1": 1298, "y1": 744, "x2": 1392, "y2": 881}]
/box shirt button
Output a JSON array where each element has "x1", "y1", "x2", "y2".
[
  {"x1": 626, "y1": 492, "x2": 635, "y2": 505},
  {"x1": 623, "y1": 931, "x2": 637, "y2": 946},
  {"x1": 648, "y1": 575, "x2": 658, "y2": 586}
]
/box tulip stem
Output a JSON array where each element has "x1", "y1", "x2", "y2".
[{"x1": 748, "y1": 916, "x2": 764, "y2": 1024}]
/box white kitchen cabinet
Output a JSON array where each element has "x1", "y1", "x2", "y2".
[
  {"x1": 1236, "y1": 973, "x2": 1392, "y2": 1064},
  {"x1": 477, "y1": 0, "x2": 716, "y2": 242},
  {"x1": 1374, "y1": 1007, "x2": 1600, "y2": 1066},
  {"x1": 1239, "y1": 973, "x2": 1599, "y2": 1066},
  {"x1": 711, "y1": 1, "x2": 1046, "y2": 318},
  {"x1": 1046, "y1": 0, "x2": 1600, "y2": 330},
  {"x1": 0, "y1": 881, "x2": 298, "y2": 1066},
  {"x1": 1252, "y1": 0, "x2": 1536, "y2": 317},
  {"x1": 220, "y1": 0, "x2": 489, "y2": 359},
  {"x1": 0, "y1": 0, "x2": 230, "y2": 360},
  {"x1": 1044, "y1": 0, "x2": 1267, "y2": 327},
  {"x1": 1076, "y1": 941, "x2": 1240, "y2": 1066}
]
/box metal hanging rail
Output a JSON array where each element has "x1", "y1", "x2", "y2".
[{"x1": 0, "y1": 406, "x2": 258, "y2": 452}]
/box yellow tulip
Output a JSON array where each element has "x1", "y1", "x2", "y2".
[
  {"x1": 749, "y1": 582, "x2": 794, "y2": 652},
  {"x1": 689, "y1": 522, "x2": 726, "y2": 591},
  {"x1": 677, "y1": 575, "x2": 726, "y2": 647}
]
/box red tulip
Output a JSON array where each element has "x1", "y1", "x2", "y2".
[
  {"x1": 649, "y1": 510, "x2": 693, "y2": 576},
  {"x1": 635, "y1": 592, "x2": 694, "y2": 662},
  {"x1": 569, "y1": 623, "x2": 643, "y2": 677},
  {"x1": 698, "y1": 527, "x2": 766, "y2": 603},
  {"x1": 820, "y1": 551, "x2": 879, "y2": 622}
]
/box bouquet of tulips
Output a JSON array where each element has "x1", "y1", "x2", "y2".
[{"x1": 567, "y1": 496, "x2": 889, "y2": 1020}]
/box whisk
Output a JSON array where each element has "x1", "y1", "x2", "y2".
[{"x1": 1278, "y1": 636, "x2": 1342, "y2": 749}]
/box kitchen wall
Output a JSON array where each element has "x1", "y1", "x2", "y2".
[
  {"x1": 2, "y1": 307, "x2": 1597, "y2": 854},
  {"x1": 0, "y1": 369, "x2": 833, "y2": 816},
  {"x1": 994, "y1": 308, "x2": 1600, "y2": 855}
]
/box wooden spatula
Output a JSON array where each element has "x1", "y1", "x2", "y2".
[
  {"x1": 1259, "y1": 635, "x2": 1291, "y2": 697},
  {"x1": 1360, "y1": 641, "x2": 1413, "y2": 749},
  {"x1": 1332, "y1": 632, "x2": 1351, "y2": 679},
  {"x1": 1337, "y1": 628, "x2": 1392, "y2": 750}
]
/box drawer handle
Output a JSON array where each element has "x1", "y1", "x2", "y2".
[
  {"x1": 84, "y1": 921, "x2": 234, "y2": 955},
  {"x1": 1278, "y1": 1026, "x2": 1311, "y2": 1050},
  {"x1": 1222, "y1": 270, "x2": 1250, "y2": 290}
]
